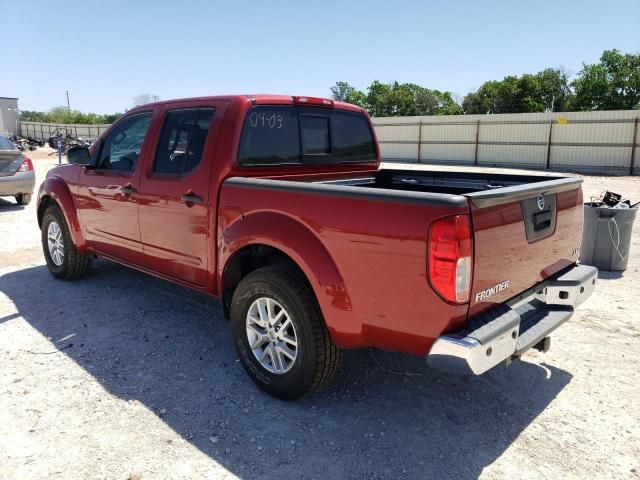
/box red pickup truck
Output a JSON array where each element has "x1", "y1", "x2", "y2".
[{"x1": 36, "y1": 95, "x2": 597, "y2": 399}]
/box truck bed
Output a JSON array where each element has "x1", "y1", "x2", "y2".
[
  {"x1": 317, "y1": 168, "x2": 584, "y2": 313},
  {"x1": 319, "y1": 168, "x2": 581, "y2": 206}
]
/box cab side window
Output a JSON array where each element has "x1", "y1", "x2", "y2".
[
  {"x1": 97, "y1": 113, "x2": 153, "y2": 172},
  {"x1": 153, "y1": 108, "x2": 215, "y2": 175}
]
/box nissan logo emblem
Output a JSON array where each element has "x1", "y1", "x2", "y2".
[{"x1": 536, "y1": 195, "x2": 545, "y2": 210}]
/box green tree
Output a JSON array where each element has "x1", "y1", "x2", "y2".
[
  {"x1": 102, "y1": 112, "x2": 123, "y2": 123},
  {"x1": 461, "y1": 92, "x2": 486, "y2": 114},
  {"x1": 536, "y1": 68, "x2": 572, "y2": 111},
  {"x1": 432, "y1": 90, "x2": 464, "y2": 115},
  {"x1": 20, "y1": 106, "x2": 122, "y2": 124},
  {"x1": 462, "y1": 69, "x2": 571, "y2": 114},
  {"x1": 570, "y1": 49, "x2": 640, "y2": 110},
  {"x1": 462, "y1": 80, "x2": 500, "y2": 114},
  {"x1": 365, "y1": 80, "x2": 394, "y2": 116},
  {"x1": 493, "y1": 76, "x2": 523, "y2": 112},
  {"x1": 20, "y1": 110, "x2": 47, "y2": 122},
  {"x1": 364, "y1": 81, "x2": 462, "y2": 117},
  {"x1": 330, "y1": 82, "x2": 368, "y2": 109}
]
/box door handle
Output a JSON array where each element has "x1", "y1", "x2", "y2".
[
  {"x1": 120, "y1": 185, "x2": 137, "y2": 195},
  {"x1": 181, "y1": 193, "x2": 203, "y2": 204}
]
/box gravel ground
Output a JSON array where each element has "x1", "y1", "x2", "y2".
[{"x1": 1, "y1": 150, "x2": 639, "y2": 480}]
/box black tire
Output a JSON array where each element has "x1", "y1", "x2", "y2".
[
  {"x1": 230, "y1": 264, "x2": 341, "y2": 400},
  {"x1": 15, "y1": 193, "x2": 31, "y2": 205},
  {"x1": 41, "y1": 205, "x2": 91, "y2": 280}
]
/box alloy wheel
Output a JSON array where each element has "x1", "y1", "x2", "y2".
[
  {"x1": 245, "y1": 297, "x2": 298, "y2": 374},
  {"x1": 47, "y1": 221, "x2": 64, "y2": 266}
]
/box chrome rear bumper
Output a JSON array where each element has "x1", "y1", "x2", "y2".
[{"x1": 427, "y1": 264, "x2": 598, "y2": 375}]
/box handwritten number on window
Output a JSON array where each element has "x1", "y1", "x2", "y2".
[{"x1": 250, "y1": 111, "x2": 283, "y2": 129}]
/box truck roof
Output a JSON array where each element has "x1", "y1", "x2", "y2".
[{"x1": 127, "y1": 94, "x2": 364, "y2": 114}]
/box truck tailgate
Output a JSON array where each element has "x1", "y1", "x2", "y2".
[{"x1": 466, "y1": 177, "x2": 585, "y2": 317}]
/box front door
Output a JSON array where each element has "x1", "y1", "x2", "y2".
[
  {"x1": 77, "y1": 111, "x2": 155, "y2": 265},
  {"x1": 137, "y1": 101, "x2": 227, "y2": 287}
]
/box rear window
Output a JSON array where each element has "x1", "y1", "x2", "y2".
[
  {"x1": 0, "y1": 136, "x2": 16, "y2": 150},
  {"x1": 238, "y1": 106, "x2": 376, "y2": 166}
]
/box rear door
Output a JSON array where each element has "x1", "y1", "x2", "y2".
[
  {"x1": 467, "y1": 181, "x2": 584, "y2": 317},
  {"x1": 137, "y1": 100, "x2": 228, "y2": 287}
]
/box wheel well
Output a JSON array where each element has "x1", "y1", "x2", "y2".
[
  {"x1": 37, "y1": 195, "x2": 56, "y2": 228},
  {"x1": 221, "y1": 244, "x2": 310, "y2": 319}
]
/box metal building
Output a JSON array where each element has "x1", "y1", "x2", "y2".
[{"x1": 0, "y1": 97, "x2": 19, "y2": 136}]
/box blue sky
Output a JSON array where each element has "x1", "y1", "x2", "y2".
[{"x1": 2, "y1": 0, "x2": 638, "y2": 113}]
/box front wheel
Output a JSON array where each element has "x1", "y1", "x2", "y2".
[
  {"x1": 230, "y1": 264, "x2": 341, "y2": 400},
  {"x1": 41, "y1": 205, "x2": 91, "y2": 280}
]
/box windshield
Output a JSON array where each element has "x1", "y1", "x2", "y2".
[
  {"x1": 238, "y1": 106, "x2": 376, "y2": 167},
  {"x1": 0, "y1": 136, "x2": 17, "y2": 150}
]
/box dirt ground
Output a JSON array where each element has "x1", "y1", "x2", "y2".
[{"x1": 1, "y1": 150, "x2": 639, "y2": 480}]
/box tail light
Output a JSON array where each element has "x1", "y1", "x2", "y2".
[
  {"x1": 17, "y1": 157, "x2": 34, "y2": 172},
  {"x1": 292, "y1": 96, "x2": 334, "y2": 107},
  {"x1": 428, "y1": 214, "x2": 473, "y2": 303}
]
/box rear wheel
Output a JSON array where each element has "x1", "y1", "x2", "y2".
[
  {"x1": 230, "y1": 264, "x2": 341, "y2": 400},
  {"x1": 41, "y1": 205, "x2": 91, "y2": 280},
  {"x1": 15, "y1": 193, "x2": 31, "y2": 205}
]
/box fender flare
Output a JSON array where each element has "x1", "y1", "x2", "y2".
[
  {"x1": 219, "y1": 211, "x2": 355, "y2": 336},
  {"x1": 38, "y1": 176, "x2": 87, "y2": 250}
]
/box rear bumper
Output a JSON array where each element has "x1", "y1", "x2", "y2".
[
  {"x1": 0, "y1": 170, "x2": 35, "y2": 196},
  {"x1": 427, "y1": 264, "x2": 597, "y2": 375}
]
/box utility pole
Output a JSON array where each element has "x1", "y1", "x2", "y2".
[{"x1": 66, "y1": 91, "x2": 70, "y2": 112}]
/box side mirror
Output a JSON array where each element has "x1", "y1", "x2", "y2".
[{"x1": 67, "y1": 146, "x2": 91, "y2": 166}]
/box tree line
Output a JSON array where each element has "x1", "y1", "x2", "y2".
[
  {"x1": 331, "y1": 49, "x2": 640, "y2": 116},
  {"x1": 19, "y1": 94, "x2": 161, "y2": 125},
  {"x1": 20, "y1": 107, "x2": 122, "y2": 125}
]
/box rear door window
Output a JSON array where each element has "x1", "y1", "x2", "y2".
[
  {"x1": 154, "y1": 108, "x2": 215, "y2": 175},
  {"x1": 238, "y1": 106, "x2": 376, "y2": 167}
]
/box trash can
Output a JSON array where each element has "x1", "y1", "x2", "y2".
[{"x1": 580, "y1": 204, "x2": 637, "y2": 271}]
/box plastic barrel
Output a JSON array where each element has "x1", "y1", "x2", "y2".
[{"x1": 579, "y1": 205, "x2": 637, "y2": 271}]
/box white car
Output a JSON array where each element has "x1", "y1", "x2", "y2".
[{"x1": 0, "y1": 134, "x2": 35, "y2": 205}]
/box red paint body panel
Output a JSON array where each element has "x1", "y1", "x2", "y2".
[
  {"x1": 36, "y1": 94, "x2": 585, "y2": 358},
  {"x1": 218, "y1": 183, "x2": 470, "y2": 354},
  {"x1": 37, "y1": 171, "x2": 87, "y2": 250}
]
